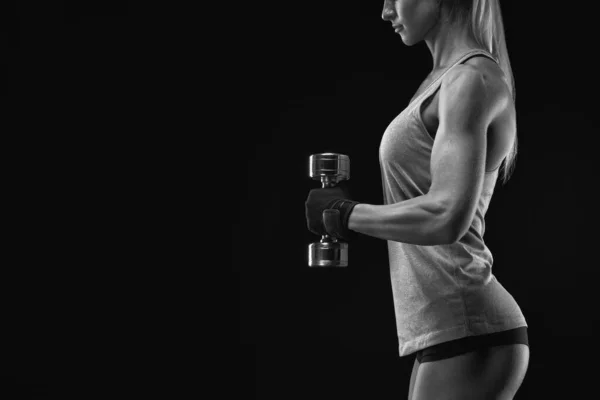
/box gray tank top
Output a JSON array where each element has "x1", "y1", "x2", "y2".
[{"x1": 379, "y1": 49, "x2": 527, "y2": 357}]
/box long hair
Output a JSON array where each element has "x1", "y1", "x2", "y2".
[{"x1": 442, "y1": 0, "x2": 517, "y2": 185}]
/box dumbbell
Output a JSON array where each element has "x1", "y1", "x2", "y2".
[{"x1": 307, "y1": 153, "x2": 351, "y2": 267}]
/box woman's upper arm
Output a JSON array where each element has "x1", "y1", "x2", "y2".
[{"x1": 427, "y1": 66, "x2": 504, "y2": 241}]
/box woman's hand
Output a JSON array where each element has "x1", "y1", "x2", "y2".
[{"x1": 304, "y1": 182, "x2": 360, "y2": 241}]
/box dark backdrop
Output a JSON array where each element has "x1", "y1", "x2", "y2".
[
  {"x1": 234, "y1": 1, "x2": 598, "y2": 399},
  {"x1": 5, "y1": 0, "x2": 598, "y2": 398}
]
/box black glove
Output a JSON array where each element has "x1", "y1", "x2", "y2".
[{"x1": 304, "y1": 181, "x2": 360, "y2": 241}]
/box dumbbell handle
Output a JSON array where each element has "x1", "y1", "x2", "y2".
[
  {"x1": 319, "y1": 180, "x2": 339, "y2": 241},
  {"x1": 320, "y1": 176, "x2": 340, "y2": 188}
]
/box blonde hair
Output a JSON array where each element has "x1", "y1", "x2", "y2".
[{"x1": 443, "y1": 0, "x2": 517, "y2": 185}]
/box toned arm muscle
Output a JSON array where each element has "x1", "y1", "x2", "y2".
[{"x1": 427, "y1": 66, "x2": 503, "y2": 241}]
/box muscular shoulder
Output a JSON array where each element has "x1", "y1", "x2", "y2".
[
  {"x1": 440, "y1": 63, "x2": 510, "y2": 122},
  {"x1": 463, "y1": 55, "x2": 511, "y2": 93}
]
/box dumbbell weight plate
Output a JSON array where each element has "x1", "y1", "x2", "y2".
[
  {"x1": 308, "y1": 239, "x2": 348, "y2": 267},
  {"x1": 309, "y1": 153, "x2": 350, "y2": 187}
]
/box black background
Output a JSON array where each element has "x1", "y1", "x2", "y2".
[{"x1": 5, "y1": 0, "x2": 599, "y2": 398}]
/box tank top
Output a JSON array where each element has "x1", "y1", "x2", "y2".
[{"x1": 379, "y1": 49, "x2": 527, "y2": 357}]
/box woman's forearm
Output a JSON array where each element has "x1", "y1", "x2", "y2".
[{"x1": 347, "y1": 194, "x2": 454, "y2": 246}]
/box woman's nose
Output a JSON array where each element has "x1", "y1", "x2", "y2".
[{"x1": 381, "y1": 3, "x2": 395, "y2": 21}]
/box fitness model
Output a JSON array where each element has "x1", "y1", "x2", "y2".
[{"x1": 304, "y1": 1, "x2": 529, "y2": 399}]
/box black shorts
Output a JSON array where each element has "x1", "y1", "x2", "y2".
[{"x1": 415, "y1": 327, "x2": 529, "y2": 364}]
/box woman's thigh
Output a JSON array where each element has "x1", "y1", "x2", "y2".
[
  {"x1": 408, "y1": 355, "x2": 420, "y2": 400},
  {"x1": 412, "y1": 344, "x2": 529, "y2": 400}
]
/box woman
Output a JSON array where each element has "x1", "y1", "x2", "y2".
[{"x1": 304, "y1": 1, "x2": 529, "y2": 399}]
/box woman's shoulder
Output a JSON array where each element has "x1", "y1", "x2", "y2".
[
  {"x1": 443, "y1": 56, "x2": 511, "y2": 109},
  {"x1": 462, "y1": 55, "x2": 511, "y2": 97},
  {"x1": 438, "y1": 58, "x2": 513, "y2": 124}
]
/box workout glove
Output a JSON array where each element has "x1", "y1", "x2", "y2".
[{"x1": 304, "y1": 181, "x2": 360, "y2": 241}]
